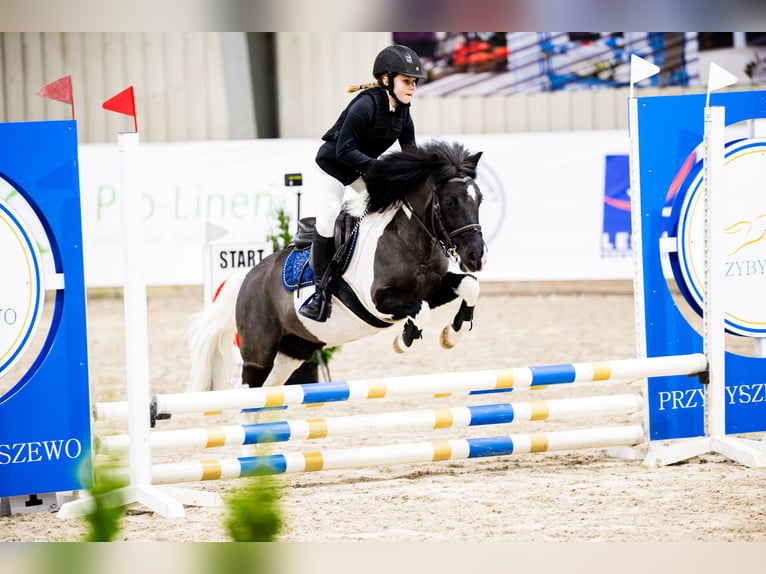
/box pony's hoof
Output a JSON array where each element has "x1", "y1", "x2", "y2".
[
  {"x1": 440, "y1": 326, "x2": 457, "y2": 349},
  {"x1": 393, "y1": 336, "x2": 406, "y2": 354}
]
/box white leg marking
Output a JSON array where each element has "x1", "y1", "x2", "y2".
[
  {"x1": 262, "y1": 352, "x2": 306, "y2": 387},
  {"x1": 441, "y1": 276, "x2": 481, "y2": 349},
  {"x1": 457, "y1": 275, "x2": 480, "y2": 306},
  {"x1": 392, "y1": 302, "x2": 430, "y2": 354}
]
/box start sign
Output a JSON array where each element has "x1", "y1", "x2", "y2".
[{"x1": 203, "y1": 241, "x2": 273, "y2": 303}]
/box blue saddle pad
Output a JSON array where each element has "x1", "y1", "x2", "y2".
[{"x1": 282, "y1": 248, "x2": 314, "y2": 290}]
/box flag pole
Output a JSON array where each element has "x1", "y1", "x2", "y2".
[
  {"x1": 107, "y1": 89, "x2": 220, "y2": 516},
  {"x1": 60, "y1": 87, "x2": 222, "y2": 519}
]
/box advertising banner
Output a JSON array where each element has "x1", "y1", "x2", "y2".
[{"x1": 77, "y1": 131, "x2": 634, "y2": 286}]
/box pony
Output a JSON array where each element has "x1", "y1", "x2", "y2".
[{"x1": 186, "y1": 139, "x2": 487, "y2": 391}]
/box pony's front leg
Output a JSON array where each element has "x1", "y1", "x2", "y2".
[
  {"x1": 373, "y1": 288, "x2": 431, "y2": 354},
  {"x1": 392, "y1": 302, "x2": 431, "y2": 354},
  {"x1": 436, "y1": 274, "x2": 480, "y2": 349}
]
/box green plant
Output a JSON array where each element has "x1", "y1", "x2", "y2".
[
  {"x1": 80, "y1": 463, "x2": 127, "y2": 542},
  {"x1": 265, "y1": 207, "x2": 294, "y2": 253},
  {"x1": 223, "y1": 474, "x2": 283, "y2": 542}
]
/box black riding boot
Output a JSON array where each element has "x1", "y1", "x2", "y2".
[{"x1": 299, "y1": 232, "x2": 335, "y2": 322}]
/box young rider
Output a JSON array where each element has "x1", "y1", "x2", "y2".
[{"x1": 300, "y1": 44, "x2": 427, "y2": 322}]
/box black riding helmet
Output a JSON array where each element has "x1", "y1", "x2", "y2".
[{"x1": 373, "y1": 45, "x2": 427, "y2": 105}]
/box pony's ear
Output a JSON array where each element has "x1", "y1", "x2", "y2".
[
  {"x1": 462, "y1": 151, "x2": 483, "y2": 177},
  {"x1": 467, "y1": 151, "x2": 483, "y2": 167}
]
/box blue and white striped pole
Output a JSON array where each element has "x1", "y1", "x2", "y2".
[
  {"x1": 102, "y1": 425, "x2": 645, "y2": 484},
  {"x1": 97, "y1": 393, "x2": 643, "y2": 455},
  {"x1": 93, "y1": 353, "x2": 705, "y2": 422}
]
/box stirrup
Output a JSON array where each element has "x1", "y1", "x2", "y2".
[{"x1": 300, "y1": 290, "x2": 331, "y2": 322}]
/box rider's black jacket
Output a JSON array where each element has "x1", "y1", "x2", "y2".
[{"x1": 316, "y1": 86, "x2": 416, "y2": 185}]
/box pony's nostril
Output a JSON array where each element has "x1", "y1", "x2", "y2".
[
  {"x1": 461, "y1": 250, "x2": 482, "y2": 271},
  {"x1": 473, "y1": 254, "x2": 483, "y2": 271}
]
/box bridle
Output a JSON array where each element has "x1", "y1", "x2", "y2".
[{"x1": 403, "y1": 175, "x2": 483, "y2": 263}]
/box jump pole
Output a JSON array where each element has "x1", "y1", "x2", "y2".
[
  {"x1": 96, "y1": 393, "x2": 644, "y2": 455},
  {"x1": 59, "y1": 131, "x2": 222, "y2": 519},
  {"x1": 101, "y1": 425, "x2": 646, "y2": 485},
  {"x1": 92, "y1": 353, "x2": 705, "y2": 423}
]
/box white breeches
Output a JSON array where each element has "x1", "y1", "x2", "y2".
[{"x1": 314, "y1": 170, "x2": 366, "y2": 237}]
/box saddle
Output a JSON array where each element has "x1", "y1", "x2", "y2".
[
  {"x1": 282, "y1": 213, "x2": 392, "y2": 329},
  {"x1": 282, "y1": 213, "x2": 358, "y2": 289},
  {"x1": 293, "y1": 213, "x2": 358, "y2": 252}
]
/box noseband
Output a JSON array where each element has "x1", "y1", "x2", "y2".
[{"x1": 403, "y1": 175, "x2": 483, "y2": 263}]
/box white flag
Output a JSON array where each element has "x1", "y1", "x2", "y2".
[
  {"x1": 707, "y1": 62, "x2": 738, "y2": 93},
  {"x1": 630, "y1": 54, "x2": 660, "y2": 85},
  {"x1": 206, "y1": 221, "x2": 228, "y2": 242}
]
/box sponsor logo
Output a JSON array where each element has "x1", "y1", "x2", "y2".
[
  {"x1": 657, "y1": 382, "x2": 766, "y2": 410},
  {"x1": 0, "y1": 191, "x2": 44, "y2": 378},
  {"x1": 0, "y1": 438, "x2": 83, "y2": 465},
  {"x1": 674, "y1": 138, "x2": 766, "y2": 337}
]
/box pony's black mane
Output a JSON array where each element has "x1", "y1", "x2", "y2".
[{"x1": 364, "y1": 140, "x2": 479, "y2": 213}]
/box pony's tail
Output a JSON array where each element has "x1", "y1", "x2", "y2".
[{"x1": 185, "y1": 268, "x2": 249, "y2": 392}]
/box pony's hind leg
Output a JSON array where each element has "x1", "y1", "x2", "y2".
[
  {"x1": 241, "y1": 348, "x2": 314, "y2": 388},
  {"x1": 241, "y1": 360, "x2": 273, "y2": 388},
  {"x1": 238, "y1": 330, "x2": 279, "y2": 388},
  {"x1": 241, "y1": 354, "x2": 304, "y2": 388},
  {"x1": 262, "y1": 352, "x2": 305, "y2": 387}
]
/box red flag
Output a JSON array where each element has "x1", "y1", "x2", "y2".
[
  {"x1": 37, "y1": 75, "x2": 73, "y2": 104},
  {"x1": 102, "y1": 86, "x2": 138, "y2": 132},
  {"x1": 36, "y1": 75, "x2": 75, "y2": 119}
]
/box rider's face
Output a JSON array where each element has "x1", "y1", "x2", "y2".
[{"x1": 390, "y1": 74, "x2": 418, "y2": 105}]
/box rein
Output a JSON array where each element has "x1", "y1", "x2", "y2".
[{"x1": 403, "y1": 175, "x2": 482, "y2": 263}]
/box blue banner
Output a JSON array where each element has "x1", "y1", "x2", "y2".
[{"x1": 601, "y1": 154, "x2": 631, "y2": 258}]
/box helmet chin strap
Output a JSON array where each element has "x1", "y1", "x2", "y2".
[{"x1": 383, "y1": 73, "x2": 410, "y2": 107}]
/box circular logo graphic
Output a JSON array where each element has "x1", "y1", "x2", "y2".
[
  {"x1": 476, "y1": 160, "x2": 506, "y2": 245},
  {"x1": 674, "y1": 137, "x2": 766, "y2": 337},
  {"x1": 0, "y1": 196, "x2": 45, "y2": 377}
]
